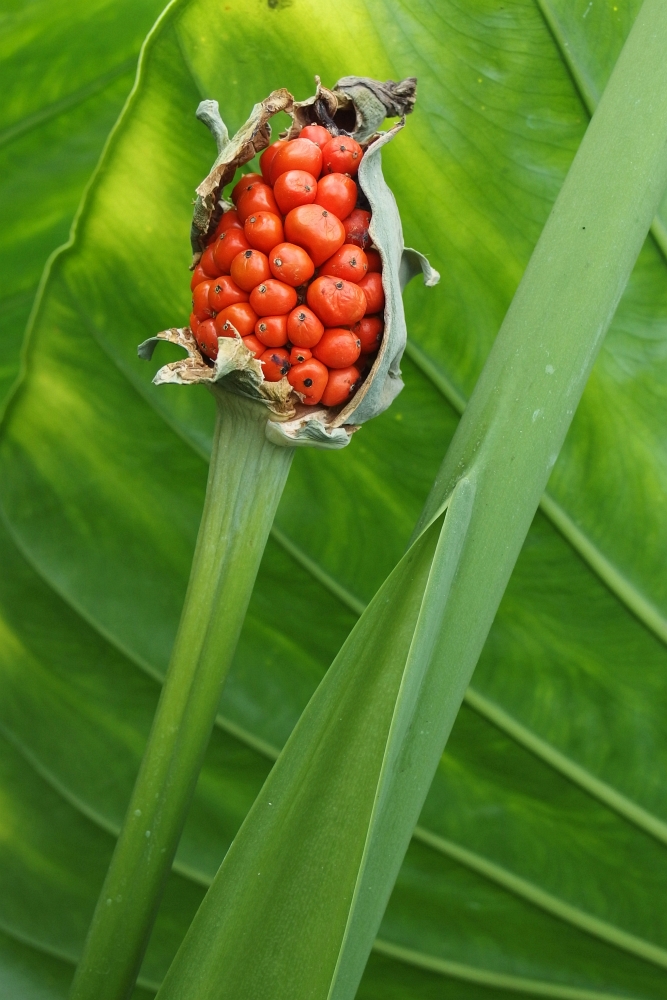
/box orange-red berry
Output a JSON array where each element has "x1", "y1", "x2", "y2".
[
  {"x1": 213, "y1": 228, "x2": 251, "y2": 273},
  {"x1": 321, "y1": 137, "x2": 362, "y2": 176},
  {"x1": 306, "y1": 275, "x2": 366, "y2": 327},
  {"x1": 352, "y1": 315, "x2": 384, "y2": 354},
  {"x1": 196, "y1": 319, "x2": 218, "y2": 360},
  {"x1": 190, "y1": 264, "x2": 210, "y2": 291},
  {"x1": 208, "y1": 275, "x2": 248, "y2": 312},
  {"x1": 269, "y1": 242, "x2": 315, "y2": 287},
  {"x1": 320, "y1": 244, "x2": 367, "y2": 283},
  {"x1": 244, "y1": 212, "x2": 285, "y2": 255},
  {"x1": 315, "y1": 173, "x2": 357, "y2": 220},
  {"x1": 273, "y1": 169, "x2": 318, "y2": 214},
  {"x1": 259, "y1": 140, "x2": 287, "y2": 183},
  {"x1": 343, "y1": 209, "x2": 371, "y2": 250},
  {"x1": 255, "y1": 315, "x2": 288, "y2": 347},
  {"x1": 192, "y1": 280, "x2": 215, "y2": 321},
  {"x1": 289, "y1": 346, "x2": 312, "y2": 365},
  {"x1": 312, "y1": 327, "x2": 361, "y2": 368},
  {"x1": 286, "y1": 305, "x2": 324, "y2": 348},
  {"x1": 230, "y1": 249, "x2": 271, "y2": 292},
  {"x1": 231, "y1": 173, "x2": 263, "y2": 205},
  {"x1": 249, "y1": 279, "x2": 298, "y2": 316},
  {"x1": 189, "y1": 312, "x2": 200, "y2": 335},
  {"x1": 200, "y1": 245, "x2": 221, "y2": 278},
  {"x1": 284, "y1": 204, "x2": 345, "y2": 266},
  {"x1": 287, "y1": 357, "x2": 328, "y2": 404},
  {"x1": 358, "y1": 271, "x2": 384, "y2": 314},
  {"x1": 242, "y1": 334, "x2": 265, "y2": 359},
  {"x1": 270, "y1": 137, "x2": 322, "y2": 184},
  {"x1": 211, "y1": 209, "x2": 243, "y2": 240},
  {"x1": 320, "y1": 365, "x2": 361, "y2": 407},
  {"x1": 260, "y1": 347, "x2": 291, "y2": 381},
  {"x1": 214, "y1": 302, "x2": 258, "y2": 338},
  {"x1": 365, "y1": 248, "x2": 382, "y2": 273},
  {"x1": 299, "y1": 124, "x2": 332, "y2": 149},
  {"x1": 237, "y1": 183, "x2": 280, "y2": 224}
]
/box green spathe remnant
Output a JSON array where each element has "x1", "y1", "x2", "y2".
[
  {"x1": 139, "y1": 76, "x2": 438, "y2": 449},
  {"x1": 70, "y1": 75, "x2": 435, "y2": 1000},
  {"x1": 154, "y1": 3, "x2": 667, "y2": 999}
]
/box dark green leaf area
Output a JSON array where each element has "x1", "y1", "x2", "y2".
[
  {"x1": 0, "y1": 0, "x2": 166, "y2": 409},
  {"x1": 1, "y1": 0, "x2": 667, "y2": 997}
]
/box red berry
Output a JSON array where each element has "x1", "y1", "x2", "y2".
[
  {"x1": 289, "y1": 346, "x2": 313, "y2": 365},
  {"x1": 366, "y1": 248, "x2": 382, "y2": 273},
  {"x1": 249, "y1": 279, "x2": 298, "y2": 316},
  {"x1": 231, "y1": 173, "x2": 263, "y2": 205},
  {"x1": 214, "y1": 302, "x2": 258, "y2": 338},
  {"x1": 284, "y1": 204, "x2": 345, "y2": 266},
  {"x1": 286, "y1": 305, "x2": 324, "y2": 348},
  {"x1": 208, "y1": 275, "x2": 249, "y2": 312},
  {"x1": 242, "y1": 334, "x2": 265, "y2": 359},
  {"x1": 255, "y1": 314, "x2": 288, "y2": 347},
  {"x1": 343, "y1": 209, "x2": 371, "y2": 250},
  {"x1": 192, "y1": 280, "x2": 215, "y2": 321},
  {"x1": 260, "y1": 347, "x2": 291, "y2": 381},
  {"x1": 315, "y1": 173, "x2": 357, "y2": 220},
  {"x1": 211, "y1": 209, "x2": 243, "y2": 240},
  {"x1": 189, "y1": 312, "x2": 200, "y2": 335},
  {"x1": 270, "y1": 137, "x2": 322, "y2": 184},
  {"x1": 358, "y1": 271, "x2": 384, "y2": 314},
  {"x1": 260, "y1": 140, "x2": 287, "y2": 183},
  {"x1": 190, "y1": 264, "x2": 210, "y2": 291},
  {"x1": 312, "y1": 327, "x2": 361, "y2": 368},
  {"x1": 237, "y1": 183, "x2": 280, "y2": 224},
  {"x1": 306, "y1": 275, "x2": 366, "y2": 327},
  {"x1": 351, "y1": 315, "x2": 384, "y2": 354},
  {"x1": 200, "y1": 245, "x2": 221, "y2": 277},
  {"x1": 319, "y1": 244, "x2": 367, "y2": 283},
  {"x1": 230, "y1": 249, "x2": 271, "y2": 292},
  {"x1": 320, "y1": 365, "x2": 361, "y2": 407},
  {"x1": 273, "y1": 170, "x2": 318, "y2": 214},
  {"x1": 244, "y1": 212, "x2": 285, "y2": 255},
  {"x1": 196, "y1": 319, "x2": 219, "y2": 360},
  {"x1": 299, "y1": 124, "x2": 332, "y2": 149},
  {"x1": 287, "y1": 357, "x2": 328, "y2": 404},
  {"x1": 321, "y1": 137, "x2": 363, "y2": 176},
  {"x1": 269, "y1": 242, "x2": 315, "y2": 287},
  {"x1": 213, "y1": 229, "x2": 251, "y2": 273}
]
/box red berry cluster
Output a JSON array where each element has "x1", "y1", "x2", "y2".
[{"x1": 189, "y1": 124, "x2": 384, "y2": 408}]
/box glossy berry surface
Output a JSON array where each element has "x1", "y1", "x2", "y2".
[
  {"x1": 260, "y1": 348, "x2": 291, "y2": 381},
  {"x1": 214, "y1": 302, "x2": 258, "y2": 338},
  {"x1": 192, "y1": 280, "x2": 215, "y2": 321},
  {"x1": 241, "y1": 334, "x2": 265, "y2": 359},
  {"x1": 196, "y1": 319, "x2": 218, "y2": 360},
  {"x1": 259, "y1": 140, "x2": 287, "y2": 183},
  {"x1": 320, "y1": 244, "x2": 368, "y2": 283},
  {"x1": 287, "y1": 357, "x2": 328, "y2": 404},
  {"x1": 343, "y1": 209, "x2": 371, "y2": 250},
  {"x1": 255, "y1": 315, "x2": 288, "y2": 347},
  {"x1": 213, "y1": 229, "x2": 251, "y2": 273},
  {"x1": 299, "y1": 124, "x2": 332, "y2": 149},
  {"x1": 313, "y1": 327, "x2": 361, "y2": 369},
  {"x1": 321, "y1": 136, "x2": 363, "y2": 176},
  {"x1": 286, "y1": 305, "x2": 324, "y2": 348},
  {"x1": 237, "y1": 183, "x2": 280, "y2": 224},
  {"x1": 365, "y1": 248, "x2": 382, "y2": 273},
  {"x1": 231, "y1": 173, "x2": 263, "y2": 205},
  {"x1": 352, "y1": 315, "x2": 383, "y2": 354},
  {"x1": 269, "y1": 242, "x2": 315, "y2": 287},
  {"x1": 306, "y1": 275, "x2": 366, "y2": 327},
  {"x1": 199, "y1": 245, "x2": 221, "y2": 278},
  {"x1": 269, "y1": 137, "x2": 322, "y2": 184},
  {"x1": 211, "y1": 209, "x2": 242, "y2": 239},
  {"x1": 249, "y1": 279, "x2": 298, "y2": 316},
  {"x1": 190, "y1": 264, "x2": 210, "y2": 291},
  {"x1": 230, "y1": 249, "x2": 271, "y2": 292},
  {"x1": 244, "y1": 212, "x2": 285, "y2": 254},
  {"x1": 209, "y1": 275, "x2": 248, "y2": 312},
  {"x1": 284, "y1": 204, "x2": 345, "y2": 266},
  {"x1": 314, "y1": 173, "x2": 357, "y2": 220},
  {"x1": 273, "y1": 170, "x2": 318, "y2": 214},
  {"x1": 320, "y1": 364, "x2": 361, "y2": 407},
  {"x1": 289, "y1": 346, "x2": 312, "y2": 365},
  {"x1": 358, "y1": 271, "x2": 385, "y2": 314}
]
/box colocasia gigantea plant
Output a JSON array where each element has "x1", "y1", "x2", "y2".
[{"x1": 69, "y1": 75, "x2": 438, "y2": 1000}]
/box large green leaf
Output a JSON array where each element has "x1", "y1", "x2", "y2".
[
  {"x1": 1, "y1": 1, "x2": 667, "y2": 998},
  {"x1": 0, "y1": 0, "x2": 166, "y2": 408}
]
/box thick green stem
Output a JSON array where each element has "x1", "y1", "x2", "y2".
[{"x1": 68, "y1": 389, "x2": 293, "y2": 1000}]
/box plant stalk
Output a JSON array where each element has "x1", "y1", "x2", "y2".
[{"x1": 68, "y1": 389, "x2": 293, "y2": 1000}]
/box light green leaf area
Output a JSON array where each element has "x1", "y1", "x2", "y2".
[
  {"x1": 0, "y1": 0, "x2": 666, "y2": 998},
  {"x1": 0, "y1": 0, "x2": 166, "y2": 408}
]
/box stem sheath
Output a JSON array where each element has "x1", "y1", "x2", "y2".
[{"x1": 69, "y1": 390, "x2": 293, "y2": 1000}]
